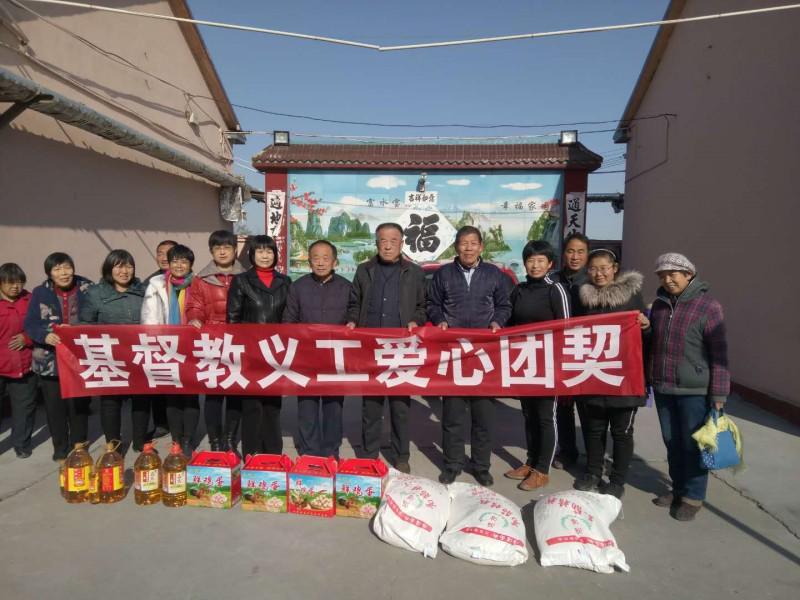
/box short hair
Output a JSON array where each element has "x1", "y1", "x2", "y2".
[
  {"x1": 455, "y1": 225, "x2": 482, "y2": 245},
  {"x1": 247, "y1": 235, "x2": 278, "y2": 266},
  {"x1": 563, "y1": 232, "x2": 590, "y2": 250},
  {"x1": 522, "y1": 240, "x2": 556, "y2": 263},
  {"x1": 208, "y1": 230, "x2": 237, "y2": 250},
  {"x1": 308, "y1": 239, "x2": 338, "y2": 260},
  {"x1": 44, "y1": 252, "x2": 75, "y2": 277},
  {"x1": 156, "y1": 239, "x2": 178, "y2": 250},
  {"x1": 0, "y1": 263, "x2": 26, "y2": 285},
  {"x1": 588, "y1": 248, "x2": 618, "y2": 264},
  {"x1": 167, "y1": 244, "x2": 195, "y2": 267},
  {"x1": 101, "y1": 249, "x2": 136, "y2": 286},
  {"x1": 375, "y1": 222, "x2": 404, "y2": 238}
]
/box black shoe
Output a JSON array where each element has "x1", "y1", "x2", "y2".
[
  {"x1": 599, "y1": 481, "x2": 625, "y2": 499},
  {"x1": 474, "y1": 470, "x2": 494, "y2": 487},
  {"x1": 552, "y1": 453, "x2": 578, "y2": 470},
  {"x1": 208, "y1": 437, "x2": 222, "y2": 452},
  {"x1": 15, "y1": 448, "x2": 32, "y2": 459},
  {"x1": 52, "y1": 452, "x2": 68, "y2": 462},
  {"x1": 153, "y1": 427, "x2": 170, "y2": 439},
  {"x1": 224, "y1": 435, "x2": 241, "y2": 458},
  {"x1": 438, "y1": 469, "x2": 460, "y2": 484},
  {"x1": 181, "y1": 437, "x2": 193, "y2": 458},
  {"x1": 395, "y1": 461, "x2": 411, "y2": 474},
  {"x1": 574, "y1": 474, "x2": 601, "y2": 492}
]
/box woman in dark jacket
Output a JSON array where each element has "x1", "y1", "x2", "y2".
[
  {"x1": 24, "y1": 252, "x2": 93, "y2": 461},
  {"x1": 227, "y1": 235, "x2": 291, "y2": 457},
  {"x1": 504, "y1": 241, "x2": 570, "y2": 491},
  {"x1": 80, "y1": 249, "x2": 150, "y2": 452},
  {"x1": 573, "y1": 249, "x2": 650, "y2": 499},
  {"x1": 648, "y1": 253, "x2": 729, "y2": 522}
]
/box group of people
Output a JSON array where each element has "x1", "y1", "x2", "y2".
[{"x1": 0, "y1": 224, "x2": 730, "y2": 522}]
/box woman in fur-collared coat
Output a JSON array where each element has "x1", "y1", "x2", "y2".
[{"x1": 572, "y1": 249, "x2": 650, "y2": 500}]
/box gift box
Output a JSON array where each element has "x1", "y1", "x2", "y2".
[
  {"x1": 186, "y1": 451, "x2": 241, "y2": 508},
  {"x1": 288, "y1": 456, "x2": 337, "y2": 518},
  {"x1": 241, "y1": 454, "x2": 292, "y2": 513},
  {"x1": 336, "y1": 458, "x2": 388, "y2": 519}
]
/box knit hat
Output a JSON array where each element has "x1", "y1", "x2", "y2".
[{"x1": 654, "y1": 252, "x2": 696, "y2": 274}]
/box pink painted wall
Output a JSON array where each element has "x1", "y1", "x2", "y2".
[{"x1": 621, "y1": 0, "x2": 800, "y2": 404}]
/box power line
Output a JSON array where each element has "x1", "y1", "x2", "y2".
[
  {"x1": 231, "y1": 104, "x2": 674, "y2": 130},
  {"x1": 19, "y1": 0, "x2": 800, "y2": 52}
]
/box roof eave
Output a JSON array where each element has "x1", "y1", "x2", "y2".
[
  {"x1": 168, "y1": 0, "x2": 240, "y2": 132},
  {"x1": 614, "y1": 0, "x2": 687, "y2": 143}
]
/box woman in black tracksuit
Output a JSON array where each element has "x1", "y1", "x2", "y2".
[
  {"x1": 573, "y1": 249, "x2": 650, "y2": 499},
  {"x1": 227, "y1": 235, "x2": 291, "y2": 457},
  {"x1": 504, "y1": 241, "x2": 570, "y2": 491}
]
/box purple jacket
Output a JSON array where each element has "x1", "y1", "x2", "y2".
[{"x1": 647, "y1": 278, "x2": 730, "y2": 404}]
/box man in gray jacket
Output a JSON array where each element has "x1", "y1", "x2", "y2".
[{"x1": 347, "y1": 223, "x2": 427, "y2": 473}]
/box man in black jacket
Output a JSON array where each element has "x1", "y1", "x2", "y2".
[
  {"x1": 427, "y1": 226, "x2": 512, "y2": 486},
  {"x1": 284, "y1": 240, "x2": 352, "y2": 459},
  {"x1": 346, "y1": 223, "x2": 427, "y2": 473}
]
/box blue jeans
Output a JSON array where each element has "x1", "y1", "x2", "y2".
[
  {"x1": 297, "y1": 396, "x2": 343, "y2": 459},
  {"x1": 654, "y1": 393, "x2": 709, "y2": 501}
]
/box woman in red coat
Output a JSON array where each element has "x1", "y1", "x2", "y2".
[
  {"x1": 0, "y1": 263, "x2": 37, "y2": 458},
  {"x1": 186, "y1": 230, "x2": 245, "y2": 452}
]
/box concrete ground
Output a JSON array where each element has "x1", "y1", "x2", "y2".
[{"x1": 0, "y1": 393, "x2": 798, "y2": 600}]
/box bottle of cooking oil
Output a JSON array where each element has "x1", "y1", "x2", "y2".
[
  {"x1": 97, "y1": 441, "x2": 125, "y2": 504},
  {"x1": 88, "y1": 468, "x2": 100, "y2": 504},
  {"x1": 64, "y1": 442, "x2": 92, "y2": 504},
  {"x1": 162, "y1": 441, "x2": 188, "y2": 507},
  {"x1": 58, "y1": 460, "x2": 66, "y2": 498},
  {"x1": 134, "y1": 442, "x2": 162, "y2": 505}
]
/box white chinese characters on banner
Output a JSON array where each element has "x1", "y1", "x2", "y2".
[
  {"x1": 75, "y1": 334, "x2": 129, "y2": 388},
  {"x1": 131, "y1": 334, "x2": 186, "y2": 387},
  {"x1": 192, "y1": 333, "x2": 250, "y2": 389},
  {"x1": 563, "y1": 192, "x2": 586, "y2": 237},
  {"x1": 437, "y1": 339, "x2": 495, "y2": 386},
  {"x1": 562, "y1": 324, "x2": 624, "y2": 387},
  {"x1": 500, "y1": 333, "x2": 555, "y2": 388},
  {"x1": 397, "y1": 206, "x2": 457, "y2": 262},
  {"x1": 374, "y1": 335, "x2": 429, "y2": 388},
  {"x1": 257, "y1": 334, "x2": 310, "y2": 388},
  {"x1": 315, "y1": 340, "x2": 369, "y2": 382}
]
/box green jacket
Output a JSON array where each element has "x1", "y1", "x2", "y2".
[{"x1": 79, "y1": 280, "x2": 145, "y2": 325}]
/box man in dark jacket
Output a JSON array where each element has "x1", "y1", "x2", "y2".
[
  {"x1": 284, "y1": 240, "x2": 352, "y2": 459},
  {"x1": 548, "y1": 232, "x2": 591, "y2": 469},
  {"x1": 428, "y1": 226, "x2": 512, "y2": 486},
  {"x1": 347, "y1": 223, "x2": 427, "y2": 473}
]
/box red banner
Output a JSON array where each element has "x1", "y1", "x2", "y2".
[{"x1": 54, "y1": 312, "x2": 644, "y2": 399}]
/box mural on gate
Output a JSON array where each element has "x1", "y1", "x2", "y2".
[{"x1": 286, "y1": 170, "x2": 564, "y2": 281}]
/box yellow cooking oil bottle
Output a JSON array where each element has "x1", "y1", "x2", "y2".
[
  {"x1": 162, "y1": 441, "x2": 188, "y2": 507},
  {"x1": 64, "y1": 442, "x2": 92, "y2": 504},
  {"x1": 97, "y1": 441, "x2": 125, "y2": 504},
  {"x1": 134, "y1": 442, "x2": 162, "y2": 505},
  {"x1": 58, "y1": 460, "x2": 66, "y2": 498}
]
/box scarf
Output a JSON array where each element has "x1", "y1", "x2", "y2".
[
  {"x1": 55, "y1": 283, "x2": 79, "y2": 325},
  {"x1": 167, "y1": 273, "x2": 193, "y2": 325}
]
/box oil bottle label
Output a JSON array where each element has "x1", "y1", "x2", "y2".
[
  {"x1": 101, "y1": 466, "x2": 123, "y2": 492},
  {"x1": 59, "y1": 468, "x2": 65, "y2": 490},
  {"x1": 89, "y1": 472, "x2": 99, "y2": 494},
  {"x1": 67, "y1": 466, "x2": 89, "y2": 492},
  {"x1": 164, "y1": 472, "x2": 186, "y2": 495},
  {"x1": 135, "y1": 468, "x2": 159, "y2": 492}
]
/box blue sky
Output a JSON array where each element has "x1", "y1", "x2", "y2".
[{"x1": 188, "y1": 0, "x2": 670, "y2": 237}]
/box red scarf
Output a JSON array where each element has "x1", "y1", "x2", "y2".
[
  {"x1": 55, "y1": 285, "x2": 78, "y2": 324},
  {"x1": 255, "y1": 266, "x2": 274, "y2": 288}
]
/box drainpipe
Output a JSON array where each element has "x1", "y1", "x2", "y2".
[{"x1": 0, "y1": 66, "x2": 245, "y2": 190}]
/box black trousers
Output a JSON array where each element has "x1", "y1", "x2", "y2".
[
  {"x1": 297, "y1": 395, "x2": 343, "y2": 459},
  {"x1": 39, "y1": 375, "x2": 90, "y2": 459},
  {"x1": 442, "y1": 396, "x2": 495, "y2": 472},
  {"x1": 0, "y1": 373, "x2": 38, "y2": 452},
  {"x1": 151, "y1": 397, "x2": 168, "y2": 431},
  {"x1": 583, "y1": 403, "x2": 637, "y2": 485},
  {"x1": 100, "y1": 395, "x2": 151, "y2": 449},
  {"x1": 165, "y1": 395, "x2": 200, "y2": 444},
  {"x1": 361, "y1": 395, "x2": 410, "y2": 463},
  {"x1": 520, "y1": 397, "x2": 557, "y2": 474},
  {"x1": 204, "y1": 395, "x2": 242, "y2": 439},
  {"x1": 556, "y1": 398, "x2": 589, "y2": 459},
  {"x1": 241, "y1": 396, "x2": 282, "y2": 457}
]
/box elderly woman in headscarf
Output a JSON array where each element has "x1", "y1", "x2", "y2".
[{"x1": 648, "y1": 253, "x2": 730, "y2": 522}]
